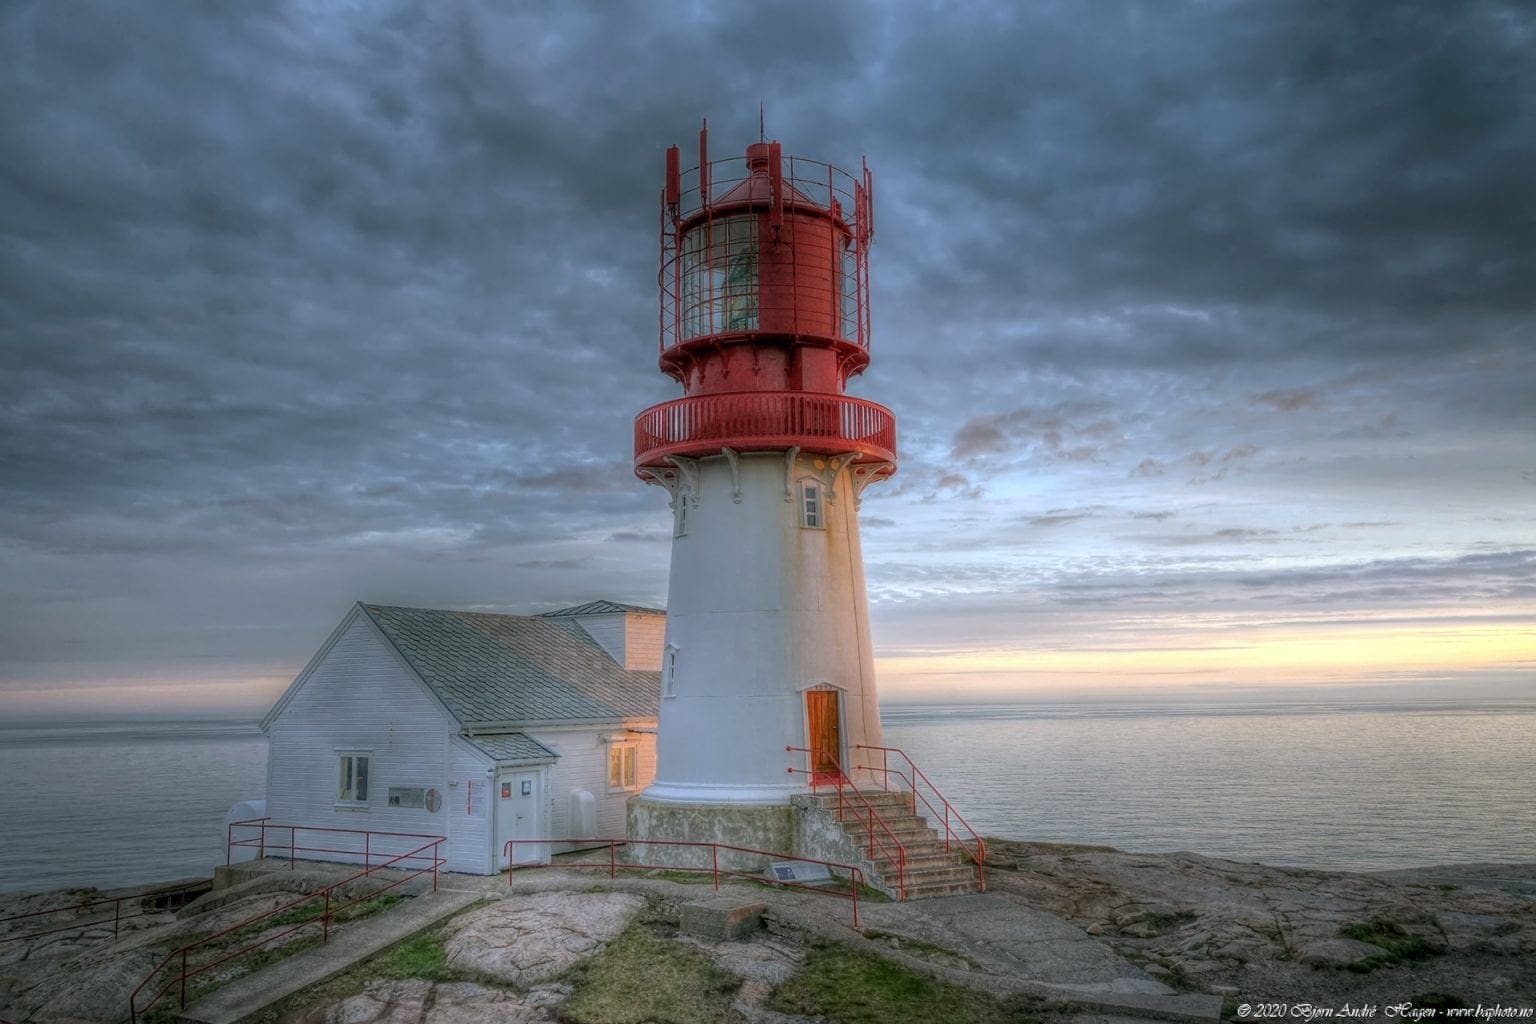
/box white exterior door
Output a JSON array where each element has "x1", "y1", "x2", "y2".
[{"x1": 497, "y1": 770, "x2": 545, "y2": 866}]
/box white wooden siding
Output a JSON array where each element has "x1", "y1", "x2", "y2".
[
  {"x1": 624, "y1": 614, "x2": 666, "y2": 671},
  {"x1": 526, "y1": 726, "x2": 657, "y2": 841},
  {"x1": 264, "y1": 612, "x2": 460, "y2": 870},
  {"x1": 447, "y1": 739, "x2": 495, "y2": 874}
]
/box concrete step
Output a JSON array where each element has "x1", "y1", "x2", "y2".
[
  {"x1": 835, "y1": 820, "x2": 938, "y2": 841},
  {"x1": 869, "y1": 852, "x2": 968, "y2": 872},
  {"x1": 903, "y1": 880, "x2": 981, "y2": 899}
]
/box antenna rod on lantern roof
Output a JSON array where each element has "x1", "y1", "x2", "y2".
[{"x1": 759, "y1": 103, "x2": 765, "y2": 142}]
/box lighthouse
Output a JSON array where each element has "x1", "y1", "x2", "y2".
[{"x1": 628, "y1": 124, "x2": 896, "y2": 857}]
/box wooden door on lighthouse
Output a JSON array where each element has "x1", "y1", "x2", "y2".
[{"x1": 806, "y1": 689, "x2": 843, "y2": 784}]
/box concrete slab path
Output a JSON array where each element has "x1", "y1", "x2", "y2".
[{"x1": 172, "y1": 888, "x2": 482, "y2": 1024}]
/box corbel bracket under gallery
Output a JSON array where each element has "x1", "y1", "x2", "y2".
[
  {"x1": 664, "y1": 455, "x2": 701, "y2": 508},
  {"x1": 636, "y1": 466, "x2": 680, "y2": 509},
  {"x1": 721, "y1": 447, "x2": 742, "y2": 503},
  {"x1": 782, "y1": 445, "x2": 801, "y2": 502},
  {"x1": 851, "y1": 461, "x2": 897, "y2": 507},
  {"x1": 806, "y1": 452, "x2": 859, "y2": 504}
]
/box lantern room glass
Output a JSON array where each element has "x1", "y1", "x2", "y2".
[{"x1": 680, "y1": 214, "x2": 759, "y2": 339}]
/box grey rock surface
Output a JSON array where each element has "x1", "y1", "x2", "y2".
[{"x1": 439, "y1": 890, "x2": 646, "y2": 986}]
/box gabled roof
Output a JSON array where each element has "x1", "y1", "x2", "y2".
[
  {"x1": 362, "y1": 604, "x2": 659, "y2": 725},
  {"x1": 461, "y1": 732, "x2": 558, "y2": 764},
  {"x1": 540, "y1": 600, "x2": 665, "y2": 617}
]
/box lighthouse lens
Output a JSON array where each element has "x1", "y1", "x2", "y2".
[{"x1": 680, "y1": 215, "x2": 758, "y2": 339}]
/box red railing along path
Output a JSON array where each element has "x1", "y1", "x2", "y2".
[
  {"x1": 0, "y1": 879, "x2": 209, "y2": 947},
  {"x1": 130, "y1": 823, "x2": 445, "y2": 1023},
  {"x1": 855, "y1": 744, "x2": 987, "y2": 892},
  {"x1": 505, "y1": 837, "x2": 865, "y2": 928},
  {"x1": 634, "y1": 390, "x2": 896, "y2": 470},
  {"x1": 786, "y1": 746, "x2": 908, "y2": 900}
]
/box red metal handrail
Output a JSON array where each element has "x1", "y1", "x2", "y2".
[
  {"x1": 505, "y1": 837, "x2": 864, "y2": 928},
  {"x1": 634, "y1": 390, "x2": 897, "y2": 470},
  {"x1": 786, "y1": 746, "x2": 907, "y2": 900},
  {"x1": 0, "y1": 878, "x2": 210, "y2": 946},
  {"x1": 131, "y1": 828, "x2": 444, "y2": 1022},
  {"x1": 855, "y1": 744, "x2": 987, "y2": 892},
  {"x1": 227, "y1": 818, "x2": 445, "y2": 873}
]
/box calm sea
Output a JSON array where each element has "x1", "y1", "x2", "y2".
[{"x1": 1, "y1": 701, "x2": 1532, "y2": 893}]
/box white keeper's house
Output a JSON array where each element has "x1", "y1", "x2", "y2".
[{"x1": 260, "y1": 599, "x2": 664, "y2": 875}]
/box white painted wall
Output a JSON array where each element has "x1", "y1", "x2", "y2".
[
  {"x1": 645, "y1": 452, "x2": 885, "y2": 805},
  {"x1": 265, "y1": 612, "x2": 461, "y2": 870},
  {"x1": 447, "y1": 739, "x2": 495, "y2": 874},
  {"x1": 526, "y1": 725, "x2": 657, "y2": 841},
  {"x1": 624, "y1": 613, "x2": 666, "y2": 671},
  {"x1": 572, "y1": 611, "x2": 666, "y2": 671}
]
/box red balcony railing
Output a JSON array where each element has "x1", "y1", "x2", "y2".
[{"x1": 634, "y1": 391, "x2": 896, "y2": 470}]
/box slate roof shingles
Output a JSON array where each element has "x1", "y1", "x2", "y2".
[{"x1": 363, "y1": 605, "x2": 660, "y2": 725}]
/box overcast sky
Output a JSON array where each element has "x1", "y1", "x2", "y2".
[{"x1": 3, "y1": 0, "x2": 1532, "y2": 720}]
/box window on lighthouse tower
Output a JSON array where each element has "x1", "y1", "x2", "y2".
[
  {"x1": 681, "y1": 215, "x2": 758, "y2": 338},
  {"x1": 800, "y1": 480, "x2": 824, "y2": 529}
]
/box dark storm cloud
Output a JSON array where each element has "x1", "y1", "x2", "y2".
[{"x1": 1, "y1": 0, "x2": 1531, "y2": 708}]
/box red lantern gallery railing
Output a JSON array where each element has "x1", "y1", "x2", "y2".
[{"x1": 634, "y1": 391, "x2": 896, "y2": 470}]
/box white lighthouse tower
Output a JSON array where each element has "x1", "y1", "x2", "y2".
[{"x1": 628, "y1": 125, "x2": 896, "y2": 856}]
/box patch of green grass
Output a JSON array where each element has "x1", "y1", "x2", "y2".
[
  {"x1": 1340, "y1": 920, "x2": 1436, "y2": 972},
  {"x1": 364, "y1": 929, "x2": 470, "y2": 982},
  {"x1": 561, "y1": 921, "x2": 739, "y2": 1024},
  {"x1": 768, "y1": 944, "x2": 1034, "y2": 1024}
]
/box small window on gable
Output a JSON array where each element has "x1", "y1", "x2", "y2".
[
  {"x1": 663, "y1": 644, "x2": 678, "y2": 698},
  {"x1": 800, "y1": 480, "x2": 824, "y2": 529},
  {"x1": 338, "y1": 753, "x2": 370, "y2": 804},
  {"x1": 607, "y1": 743, "x2": 638, "y2": 791}
]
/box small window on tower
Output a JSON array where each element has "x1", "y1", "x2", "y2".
[
  {"x1": 674, "y1": 497, "x2": 688, "y2": 537},
  {"x1": 663, "y1": 644, "x2": 678, "y2": 698},
  {"x1": 800, "y1": 480, "x2": 824, "y2": 529}
]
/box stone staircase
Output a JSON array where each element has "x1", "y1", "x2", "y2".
[{"x1": 802, "y1": 789, "x2": 981, "y2": 900}]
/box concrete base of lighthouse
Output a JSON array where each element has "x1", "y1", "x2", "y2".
[{"x1": 626, "y1": 796, "x2": 797, "y2": 872}]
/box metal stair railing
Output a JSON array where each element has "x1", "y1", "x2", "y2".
[
  {"x1": 130, "y1": 830, "x2": 444, "y2": 1022},
  {"x1": 855, "y1": 743, "x2": 986, "y2": 892},
  {"x1": 787, "y1": 746, "x2": 908, "y2": 899}
]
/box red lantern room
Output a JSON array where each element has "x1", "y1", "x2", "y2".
[{"x1": 634, "y1": 123, "x2": 897, "y2": 480}]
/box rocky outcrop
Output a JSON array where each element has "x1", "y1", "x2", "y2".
[
  {"x1": 439, "y1": 891, "x2": 647, "y2": 986},
  {"x1": 983, "y1": 841, "x2": 1536, "y2": 1003}
]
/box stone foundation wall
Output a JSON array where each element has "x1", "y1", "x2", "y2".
[{"x1": 625, "y1": 797, "x2": 797, "y2": 872}]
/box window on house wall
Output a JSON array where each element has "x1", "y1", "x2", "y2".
[
  {"x1": 663, "y1": 645, "x2": 678, "y2": 698},
  {"x1": 338, "y1": 753, "x2": 370, "y2": 803},
  {"x1": 800, "y1": 480, "x2": 824, "y2": 529},
  {"x1": 607, "y1": 743, "x2": 638, "y2": 791}
]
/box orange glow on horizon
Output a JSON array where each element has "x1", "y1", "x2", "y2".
[{"x1": 875, "y1": 621, "x2": 1536, "y2": 695}]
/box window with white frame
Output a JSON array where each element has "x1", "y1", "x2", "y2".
[
  {"x1": 337, "y1": 752, "x2": 370, "y2": 804},
  {"x1": 663, "y1": 644, "x2": 679, "y2": 698},
  {"x1": 607, "y1": 742, "x2": 638, "y2": 791},
  {"x1": 799, "y1": 479, "x2": 824, "y2": 529},
  {"x1": 674, "y1": 496, "x2": 689, "y2": 537}
]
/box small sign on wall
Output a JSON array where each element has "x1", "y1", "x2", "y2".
[{"x1": 501, "y1": 782, "x2": 512, "y2": 799}]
